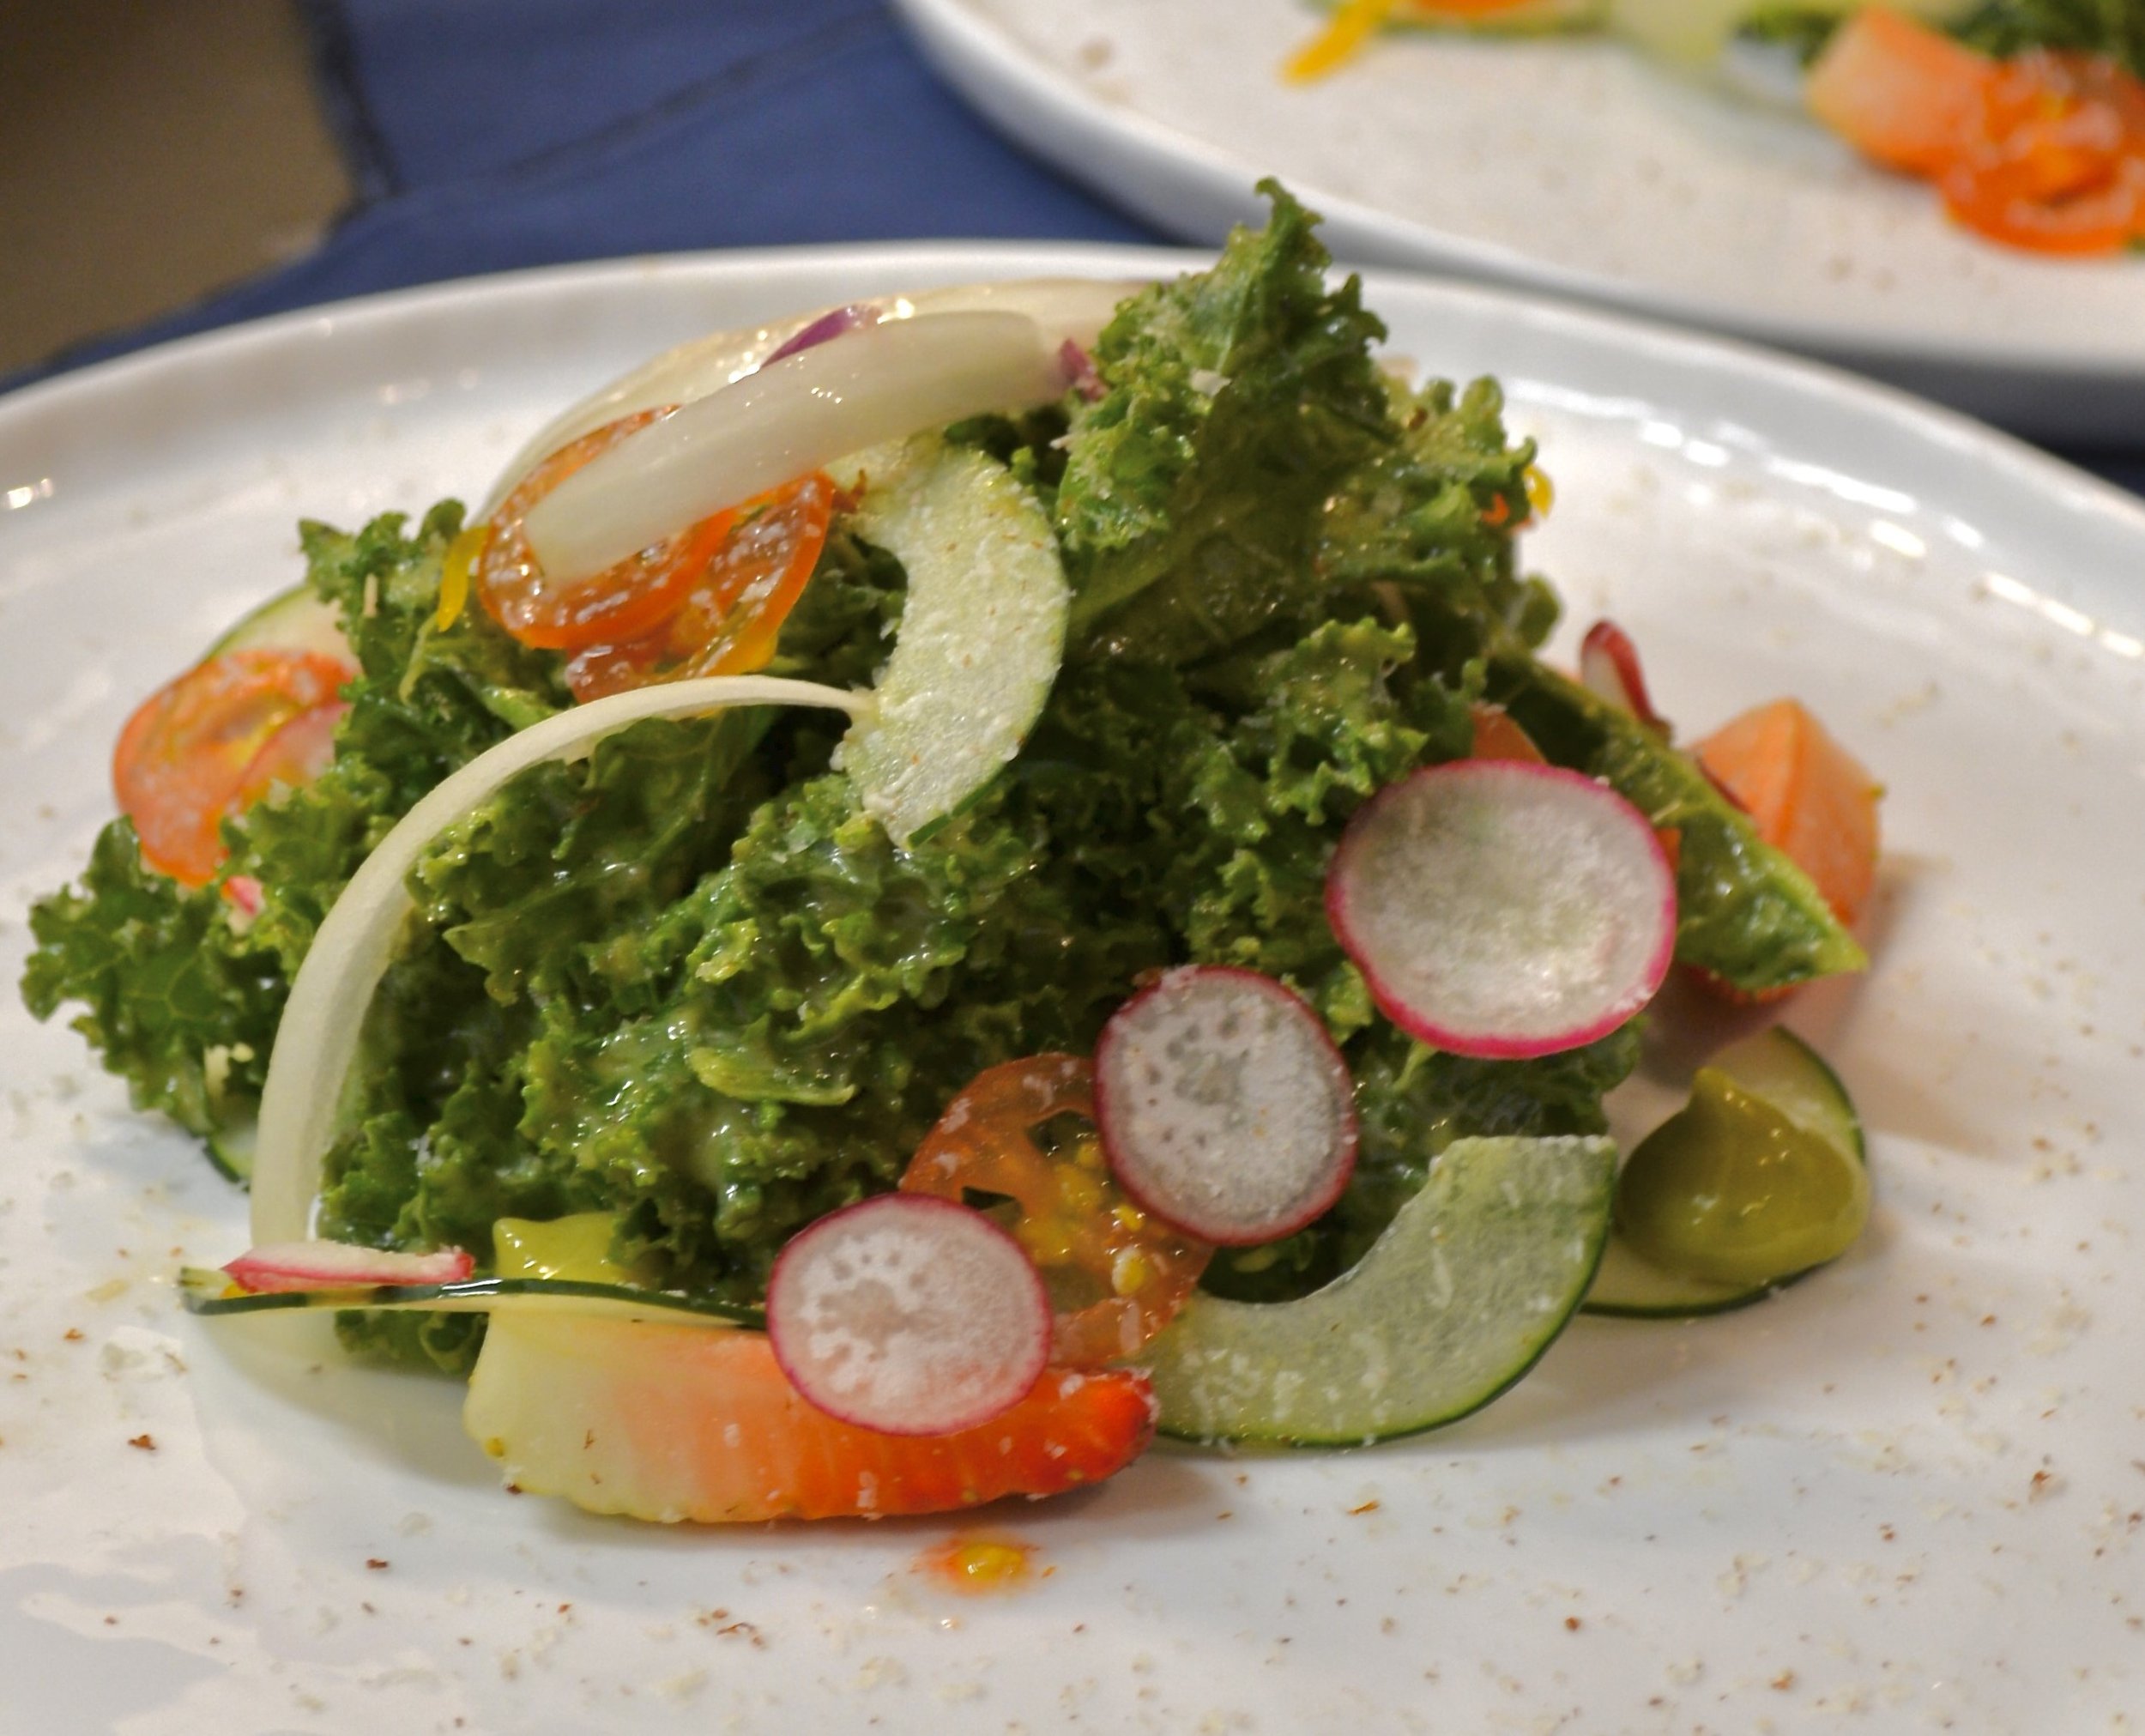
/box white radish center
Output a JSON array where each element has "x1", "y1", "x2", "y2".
[
  {"x1": 1098, "y1": 969, "x2": 1354, "y2": 1244},
  {"x1": 1335, "y1": 764, "x2": 1671, "y2": 1052},
  {"x1": 769, "y1": 1198, "x2": 1047, "y2": 1435}
]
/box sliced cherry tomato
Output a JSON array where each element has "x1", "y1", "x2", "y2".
[
  {"x1": 113, "y1": 648, "x2": 353, "y2": 886},
  {"x1": 900, "y1": 1055, "x2": 1213, "y2": 1369},
  {"x1": 1940, "y1": 51, "x2": 2145, "y2": 252},
  {"x1": 474, "y1": 408, "x2": 739, "y2": 653},
  {"x1": 563, "y1": 472, "x2": 838, "y2": 702},
  {"x1": 1810, "y1": 14, "x2": 2145, "y2": 256}
]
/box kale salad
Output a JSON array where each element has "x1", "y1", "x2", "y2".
[{"x1": 21, "y1": 189, "x2": 1878, "y2": 1521}]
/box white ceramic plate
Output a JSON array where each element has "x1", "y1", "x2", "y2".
[
  {"x1": 3, "y1": 245, "x2": 2142, "y2": 1733},
  {"x1": 895, "y1": 0, "x2": 2145, "y2": 440}
]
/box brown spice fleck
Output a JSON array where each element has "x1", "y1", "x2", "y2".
[
  {"x1": 366, "y1": 1558, "x2": 390, "y2": 1570},
  {"x1": 1564, "y1": 1616, "x2": 1581, "y2": 1631},
  {"x1": 126, "y1": 1433, "x2": 155, "y2": 1451},
  {"x1": 63, "y1": 1328, "x2": 83, "y2": 1343},
  {"x1": 1771, "y1": 1671, "x2": 1797, "y2": 1691},
  {"x1": 1349, "y1": 1500, "x2": 1381, "y2": 1516}
]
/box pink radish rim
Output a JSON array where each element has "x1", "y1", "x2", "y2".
[
  {"x1": 1580, "y1": 619, "x2": 1671, "y2": 735},
  {"x1": 765, "y1": 1193, "x2": 1052, "y2": 1437},
  {"x1": 1325, "y1": 760, "x2": 1677, "y2": 1062},
  {"x1": 222, "y1": 1240, "x2": 475, "y2": 1293},
  {"x1": 1093, "y1": 965, "x2": 1359, "y2": 1248}
]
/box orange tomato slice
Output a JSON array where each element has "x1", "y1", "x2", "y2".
[
  {"x1": 562, "y1": 472, "x2": 837, "y2": 703},
  {"x1": 113, "y1": 648, "x2": 353, "y2": 886},
  {"x1": 900, "y1": 1055, "x2": 1213, "y2": 1369},
  {"x1": 1809, "y1": 12, "x2": 2145, "y2": 257},
  {"x1": 474, "y1": 408, "x2": 740, "y2": 653},
  {"x1": 1806, "y1": 8, "x2": 1997, "y2": 174}
]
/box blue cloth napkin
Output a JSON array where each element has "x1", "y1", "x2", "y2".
[{"x1": 16, "y1": 0, "x2": 2142, "y2": 499}]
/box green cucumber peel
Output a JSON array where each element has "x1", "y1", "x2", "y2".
[
  {"x1": 204, "y1": 584, "x2": 350, "y2": 663},
  {"x1": 833, "y1": 436, "x2": 1068, "y2": 848},
  {"x1": 1144, "y1": 1134, "x2": 1615, "y2": 1447},
  {"x1": 179, "y1": 1267, "x2": 763, "y2": 1331}
]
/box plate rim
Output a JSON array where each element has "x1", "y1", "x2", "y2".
[
  {"x1": 890, "y1": 0, "x2": 2145, "y2": 386},
  {"x1": 9, "y1": 238, "x2": 2143, "y2": 610},
  {"x1": 6, "y1": 235, "x2": 2145, "y2": 1732}
]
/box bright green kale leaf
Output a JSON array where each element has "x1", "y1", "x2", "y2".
[
  {"x1": 1055, "y1": 180, "x2": 1394, "y2": 661},
  {"x1": 21, "y1": 821, "x2": 282, "y2": 1144}
]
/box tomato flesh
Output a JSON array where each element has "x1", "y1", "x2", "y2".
[
  {"x1": 474, "y1": 408, "x2": 740, "y2": 653},
  {"x1": 1809, "y1": 11, "x2": 2145, "y2": 255},
  {"x1": 113, "y1": 647, "x2": 353, "y2": 886},
  {"x1": 562, "y1": 472, "x2": 837, "y2": 702},
  {"x1": 901, "y1": 1056, "x2": 1213, "y2": 1369}
]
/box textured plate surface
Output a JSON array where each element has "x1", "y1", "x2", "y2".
[
  {"x1": 897, "y1": 0, "x2": 2145, "y2": 438},
  {"x1": 2, "y1": 244, "x2": 2142, "y2": 1733}
]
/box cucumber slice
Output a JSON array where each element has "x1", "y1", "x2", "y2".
[
  {"x1": 1584, "y1": 1025, "x2": 1864, "y2": 1319},
  {"x1": 1143, "y1": 1134, "x2": 1615, "y2": 1447},
  {"x1": 204, "y1": 584, "x2": 349, "y2": 663},
  {"x1": 178, "y1": 1267, "x2": 762, "y2": 1330},
  {"x1": 833, "y1": 436, "x2": 1067, "y2": 847},
  {"x1": 205, "y1": 1118, "x2": 256, "y2": 1186}
]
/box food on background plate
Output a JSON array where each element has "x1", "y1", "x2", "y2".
[
  {"x1": 1288, "y1": 1, "x2": 2145, "y2": 256},
  {"x1": 23, "y1": 185, "x2": 1883, "y2": 1524}
]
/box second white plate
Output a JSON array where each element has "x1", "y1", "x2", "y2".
[
  {"x1": 3, "y1": 242, "x2": 2144, "y2": 1731},
  {"x1": 897, "y1": 0, "x2": 2145, "y2": 439}
]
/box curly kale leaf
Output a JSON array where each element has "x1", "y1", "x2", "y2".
[
  {"x1": 1056, "y1": 180, "x2": 1394, "y2": 661},
  {"x1": 21, "y1": 821, "x2": 282, "y2": 1143}
]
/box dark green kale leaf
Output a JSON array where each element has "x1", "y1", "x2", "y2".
[
  {"x1": 512, "y1": 771, "x2": 1113, "y2": 1303},
  {"x1": 1955, "y1": 0, "x2": 2145, "y2": 76},
  {"x1": 1055, "y1": 180, "x2": 1394, "y2": 662},
  {"x1": 232, "y1": 505, "x2": 574, "y2": 981},
  {"x1": 21, "y1": 821, "x2": 282, "y2": 1145}
]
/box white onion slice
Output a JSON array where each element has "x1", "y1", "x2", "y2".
[
  {"x1": 522, "y1": 312, "x2": 1062, "y2": 581},
  {"x1": 486, "y1": 277, "x2": 1139, "y2": 515},
  {"x1": 249, "y1": 674, "x2": 868, "y2": 1245}
]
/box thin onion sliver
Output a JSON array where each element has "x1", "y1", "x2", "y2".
[
  {"x1": 249, "y1": 674, "x2": 869, "y2": 1245},
  {"x1": 522, "y1": 312, "x2": 1062, "y2": 582},
  {"x1": 484, "y1": 277, "x2": 1139, "y2": 517}
]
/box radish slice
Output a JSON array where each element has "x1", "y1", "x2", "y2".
[
  {"x1": 765, "y1": 1195, "x2": 1051, "y2": 1437},
  {"x1": 1093, "y1": 966, "x2": 1357, "y2": 1247},
  {"x1": 223, "y1": 1239, "x2": 474, "y2": 1293},
  {"x1": 1579, "y1": 619, "x2": 1671, "y2": 735},
  {"x1": 486, "y1": 277, "x2": 1139, "y2": 514},
  {"x1": 523, "y1": 312, "x2": 1062, "y2": 583},
  {"x1": 1326, "y1": 761, "x2": 1677, "y2": 1060},
  {"x1": 249, "y1": 674, "x2": 867, "y2": 1246}
]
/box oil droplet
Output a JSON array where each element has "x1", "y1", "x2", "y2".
[{"x1": 915, "y1": 1533, "x2": 1039, "y2": 1595}]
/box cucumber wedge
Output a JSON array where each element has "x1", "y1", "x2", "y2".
[
  {"x1": 205, "y1": 1118, "x2": 256, "y2": 1186},
  {"x1": 833, "y1": 436, "x2": 1068, "y2": 847},
  {"x1": 204, "y1": 584, "x2": 349, "y2": 663},
  {"x1": 1144, "y1": 1134, "x2": 1615, "y2": 1446},
  {"x1": 1584, "y1": 1026, "x2": 1864, "y2": 1319},
  {"x1": 178, "y1": 1267, "x2": 762, "y2": 1331}
]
